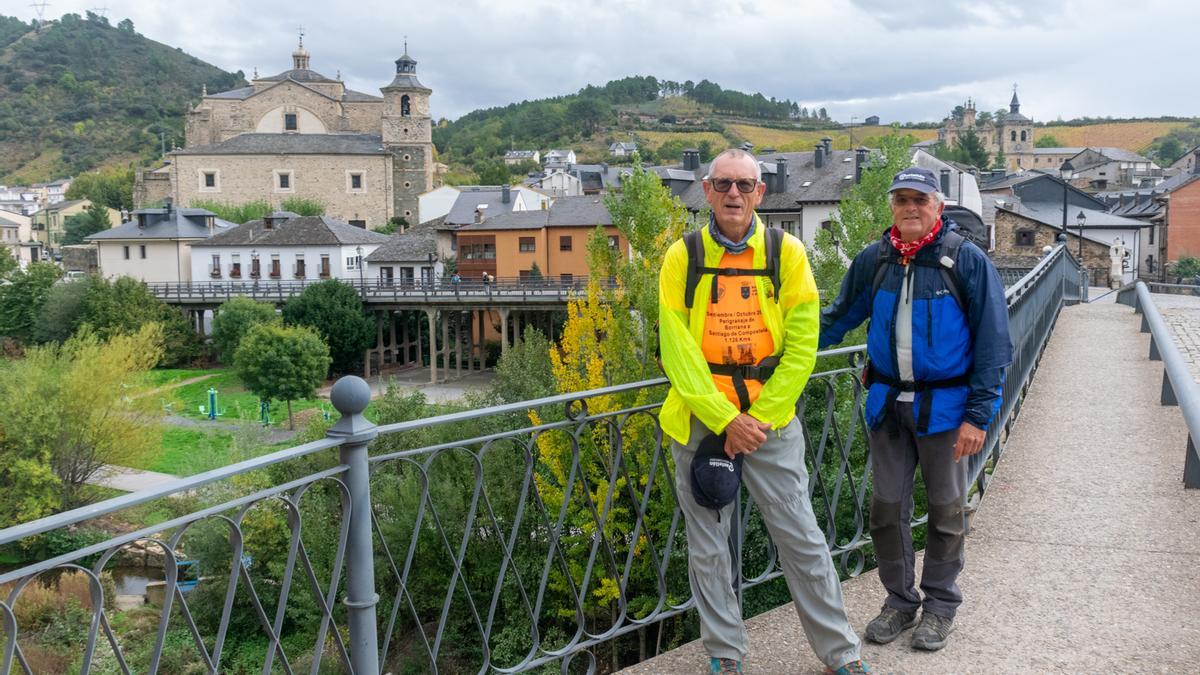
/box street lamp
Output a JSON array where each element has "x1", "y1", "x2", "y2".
[
  {"x1": 1075, "y1": 210, "x2": 1086, "y2": 260},
  {"x1": 250, "y1": 249, "x2": 259, "y2": 279},
  {"x1": 1059, "y1": 161, "x2": 1074, "y2": 240},
  {"x1": 355, "y1": 245, "x2": 365, "y2": 299}
]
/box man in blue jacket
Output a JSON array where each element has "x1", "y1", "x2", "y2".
[{"x1": 819, "y1": 167, "x2": 1011, "y2": 651}]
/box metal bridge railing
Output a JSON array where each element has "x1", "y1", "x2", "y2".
[
  {"x1": 1117, "y1": 281, "x2": 1200, "y2": 488},
  {"x1": 0, "y1": 246, "x2": 1082, "y2": 674}
]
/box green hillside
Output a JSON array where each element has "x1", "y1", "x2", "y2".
[{"x1": 0, "y1": 12, "x2": 245, "y2": 183}]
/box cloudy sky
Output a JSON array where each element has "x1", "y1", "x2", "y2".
[{"x1": 8, "y1": 0, "x2": 1195, "y2": 123}]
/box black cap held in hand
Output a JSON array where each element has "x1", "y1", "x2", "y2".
[{"x1": 690, "y1": 433, "x2": 744, "y2": 510}]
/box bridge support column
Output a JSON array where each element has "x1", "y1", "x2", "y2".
[
  {"x1": 387, "y1": 311, "x2": 397, "y2": 365},
  {"x1": 440, "y1": 310, "x2": 451, "y2": 377},
  {"x1": 400, "y1": 311, "x2": 410, "y2": 366},
  {"x1": 426, "y1": 309, "x2": 438, "y2": 384},
  {"x1": 455, "y1": 312, "x2": 464, "y2": 379},
  {"x1": 477, "y1": 310, "x2": 486, "y2": 368},
  {"x1": 465, "y1": 311, "x2": 475, "y2": 373},
  {"x1": 498, "y1": 308, "x2": 510, "y2": 356}
]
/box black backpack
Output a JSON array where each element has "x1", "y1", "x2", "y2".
[{"x1": 683, "y1": 226, "x2": 784, "y2": 308}]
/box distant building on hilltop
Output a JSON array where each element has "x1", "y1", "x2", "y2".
[{"x1": 938, "y1": 88, "x2": 1035, "y2": 171}]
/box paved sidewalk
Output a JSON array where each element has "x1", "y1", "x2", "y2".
[
  {"x1": 87, "y1": 465, "x2": 180, "y2": 492},
  {"x1": 621, "y1": 302, "x2": 1200, "y2": 674},
  {"x1": 1152, "y1": 291, "x2": 1200, "y2": 383}
]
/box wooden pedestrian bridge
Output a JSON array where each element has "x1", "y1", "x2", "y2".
[{"x1": 2, "y1": 247, "x2": 1197, "y2": 674}]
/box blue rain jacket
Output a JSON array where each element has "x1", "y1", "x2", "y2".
[{"x1": 818, "y1": 219, "x2": 1012, "y2": 435}]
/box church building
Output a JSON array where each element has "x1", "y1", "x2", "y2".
[
  {"x1": 938, "y1": 89, "x2": 1035, "y2": 171},
  {"x1": 135, "y1": 39, "x2": 433, "y2": 228}
]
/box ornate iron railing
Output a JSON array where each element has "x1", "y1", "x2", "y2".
[
  {"x1": 146, "y1": 277, "x2": 620, "y2": 305},
  {"x1": 0, "y1": 246, "x2": 1082, "y2": 674}
]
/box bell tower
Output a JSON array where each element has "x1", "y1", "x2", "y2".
[{"x1": 381, "y1": 46, "x2": 433, "y2": 225}]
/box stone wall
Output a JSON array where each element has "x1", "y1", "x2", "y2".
[
  {"x1": 171, "y1": 153, "x2": 393, "y2": 228},
  {"x1": 185, "y1": 82, "x2": 382, "y2": 147},
  {"x1": 994, "y1": 209, "x2": 1114, "y2": 285},
  {"x1": 134, "y1": 169, "x2": 172, "y2": 209}
]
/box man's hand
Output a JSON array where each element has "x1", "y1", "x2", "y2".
[
  {"x1": 953, "y1": 422, "x2": 986, "y2": 463},
  {"x1": 724, "y1": 414, "x2": 772, "y2": 458}
]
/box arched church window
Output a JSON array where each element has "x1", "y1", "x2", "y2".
[
  {"x1": 1010, "y1": 130, "x2": 1016, "y2": 142},
  {"x1": 401, "y1": 95, "x2": 411, "y2": 117},
  {"x1": 1021, "y1": 130, "x2": 1027, "y2": 142}
]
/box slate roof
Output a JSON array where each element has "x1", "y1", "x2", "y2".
[
  {"x1": 86, "y1": 207, "x2": 235, "y2": 241},
  {"x1": 194, "y1": 215, "x2": 389, "y2": 247},
  {"x1": 365, "y1": 230, "x2": 439, "y2": 262},
  {"x1": 260, "y1": 68, "x2": 339, "y2": 84},
  {"x1": 41, "y1": 199, "x2": 88, "y2": 213},
  {"x1": 1032, "y1": 147, "x2": 1084, "y2": 155},
  {"x1": 0, "y1": 215, "x2": 19, "y2": 228},
  {"x1": 207, "y1": 86, "x2": 257, "y2": 100},
  {"x1": 444, "y1": 188, "x2": 524, "y2": 226},
  {"x1": 455, "y1": 196, "x2": 613, "y2": 231},
  {"x1": 666, "y1": 150, "x2": 868, "y2": 211},
  {"x1": 173, "y1": 133, "x2": 386, "y2": 156},
  {"x1": 505, "y1": 150, "x2": 539, "y2": 159},
  {"x1": 1096, "y1": 172, "x2": 1200, "y2": 219},
  {"x1": 569, "y1": 164, "x2": 632, "y2": 192}
]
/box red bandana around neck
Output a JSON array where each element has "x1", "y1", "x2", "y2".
[{"x1": 889, "y1": 218, "x2": 943, "y2": 263}]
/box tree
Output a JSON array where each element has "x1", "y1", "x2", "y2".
[
  {"x1": 211, "y1": 296, "x2": 279, "y2": 364},
  {"x1": 282, "y1": 280, "x2": 374, "y2": 374},
  {"x1": 32, "y1": 276, "x2": 93, "y2": 343},
  {"x1": 0, "y1": 323, "x2": 163, "y2": 517},
  {"x1": 491, "y1": 326, "x2": 557, "y2": 403},
  {"x1": 567, "y1": 97, "x2": 609, "y2": 136},
  {"x1": 527, "y1": 261, "x2": 543, "y2": 281},
  {"x1": 80, "y1": 276, "x2": 204, "y2": 366},
  {"x1": 117, "y1": 18, "x2": 134, "y2": 32},
  {"x1": 992, "y1": 150, "x2": 1007, "y2": 170},
  {"x1": 474, "y1": 160, "x2": 511, "y2": 186},
  {"x1": 812, "y1": 130, "x2": 916, "y2": 296},
  {"x1": 0, "y1": 244, "x2": 18, "y2": 281},
  {"x1": 951, "y1": 128, "x2": 990, "y2": 168},
  {"x1": 61, "y1": 202, "x2": 111, "y2": 245},
  {"x1": 0, "y1": 262, "x2": 61, "y2": 342},
  {"x1": 65, "y1": 166, "x2": 134, "y2": 212},
  {"x1": 234, "y1": 323, "x2": 330, "y2": 429},
  {"x1": 1035, "y1": 134, "x2": 1062, "y2": 148},
  {"x1": 1155, "y1": 138, "x2": 1185, "y2": 165}
]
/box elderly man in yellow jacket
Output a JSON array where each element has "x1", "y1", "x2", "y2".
[{"x1": 659, "y1": 148, "x2": 866, "y2": 675}]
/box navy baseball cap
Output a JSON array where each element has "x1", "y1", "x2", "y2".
[
  {"x1": 889, "y1": 167, "x2": 940, "y2": 194},
  {"x1": 690, "y1": 433, "x2": 743, "y2": 511}
]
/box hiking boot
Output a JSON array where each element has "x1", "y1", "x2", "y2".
[
  {"x1": 824, "y1": 659, "x2": 871, "y2": 674},
  {"x1": 710, "y1": 657, "x2": 742, "y2": 674},
  {"x1": 910, "y1": 612, "x2": 954, "y2": 651},
  {"x1": 864, "y1": 606, "x2": 918, "y2": 644}
]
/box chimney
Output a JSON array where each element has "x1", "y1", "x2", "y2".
[
  {"x1": 776, "y1": 157, "x2": 789, "y2": 193},
  {"x1": 163, "y1": 197, "x2": 173, "y2": 218},
  {"x1": 683, "y1": 149, "x2": 700, "y2": 171},
  {"x1": 939, "y1": 168, "x2": 952, "y2": 195},
  {"x1": 822, "y1": 137, "x2": 832, "y2": 155},
  {"x1": 501, "y1": 184, "x2": 511, "y2": 204},
  {"x1": 854, "y1": 147, "x2": 868, "y2": 184},
  {"x1": 813, "y1": 144, "x2": 824, "y2": 169},
  {"x1": 474, "y1": 208, "x2": 484, "y2": 224}
]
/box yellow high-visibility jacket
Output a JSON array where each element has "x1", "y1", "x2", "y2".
[{"x1": 658, "y1": 215, "x2": 821, "y2": 445}]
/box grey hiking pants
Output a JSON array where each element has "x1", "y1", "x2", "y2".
[
  {"x1": 672, "y1": 416, "x2": 861, "y2": 667},
  {"x1": 868, "y1": 401, "x2": 968, "y2": 619}
]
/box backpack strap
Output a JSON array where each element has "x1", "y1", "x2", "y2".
[
  {"x1": 684, "y1": 229, "x2": 705, "y2": 309},
  {"x1": 869, "y1": 230, "x2": 968, "y2": 313},
  {"x1": 684, "y1": 227, "x2": 784, "y2": 309}
]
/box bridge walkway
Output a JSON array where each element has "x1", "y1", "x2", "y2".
[{"x1": 622, "y1": 300, "x2": 1200, "y2": 673}]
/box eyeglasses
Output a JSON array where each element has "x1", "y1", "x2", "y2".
[
  {"x1": 892, "y1": 194, "x2": 933, "y2": 207},
  {"x1": 708, "y1": 178, "x2": 759, "y2": 194}
]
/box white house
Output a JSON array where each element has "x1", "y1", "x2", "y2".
[
  {"x1": 544, "y1": 149, "x2": 577, "y2": 167},
  {"x1": 609, "y1": 141, "x2": 637, "y2": 157},
  {"x1": 190, "y1": 212, "x2": 389, "y2": 283},
  {"x1": 86, "y1": 205, "x2": 236, "y2": 282},
  {"x1": 504, "y1": 150, "x2": 540, "y2": 165},
  {"x1": 524, "y1": 169, "x2": 583, "y2": 197},
  {"x1": 0, "y1": 211, "x2": 39, "y2": 267}
]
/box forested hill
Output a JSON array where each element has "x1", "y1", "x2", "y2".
[
  {"x1": 433, "y1": 75, "x2": 834, "y2": 170},
  {"x1": 0, "y1": 12, "x2": 245, "y2": 183}
]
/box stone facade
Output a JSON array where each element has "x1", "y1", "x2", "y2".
[
  {"x1": 170, "y1": 153, "x2": 393, "y2": 226},
  {"x1": 141, "y1": 41, "x2": 433, "y2": 229},
  {"x1": 938, "y1": 91, "x2": 1035, "y2": 171},
  {"x1": 994, "y1": 209, "x2": 1114, "y2": 285}
]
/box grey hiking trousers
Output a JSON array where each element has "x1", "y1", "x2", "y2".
[
  {"x1": 868, "y1": 401, "x2": 968, "y2": 619},
  {"x1": 672, "y1": 416, "x2": 861, "y2": 667}
]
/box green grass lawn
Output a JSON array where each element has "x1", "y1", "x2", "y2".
[{"x1": 153, "y1": 367, "x2": 333, "y2": 425}]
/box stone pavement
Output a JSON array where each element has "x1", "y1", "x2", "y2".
[
  {"x1": 87, "y1": 465, "x2": 180, "y2": 492},
  {"x1": 620, "y1": 301, "x2": 1200, "y2": 674},
  {"x1": 1152, "y1": 291, "x2": 1200, "y2": 383}
]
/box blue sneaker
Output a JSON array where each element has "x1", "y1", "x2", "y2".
[
  {"x1": 710, "y1": 657, "x2": 742, "y2": 673},
  {"x1": 825, "y1": 659, "x2": 870, "y2": 675}
]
